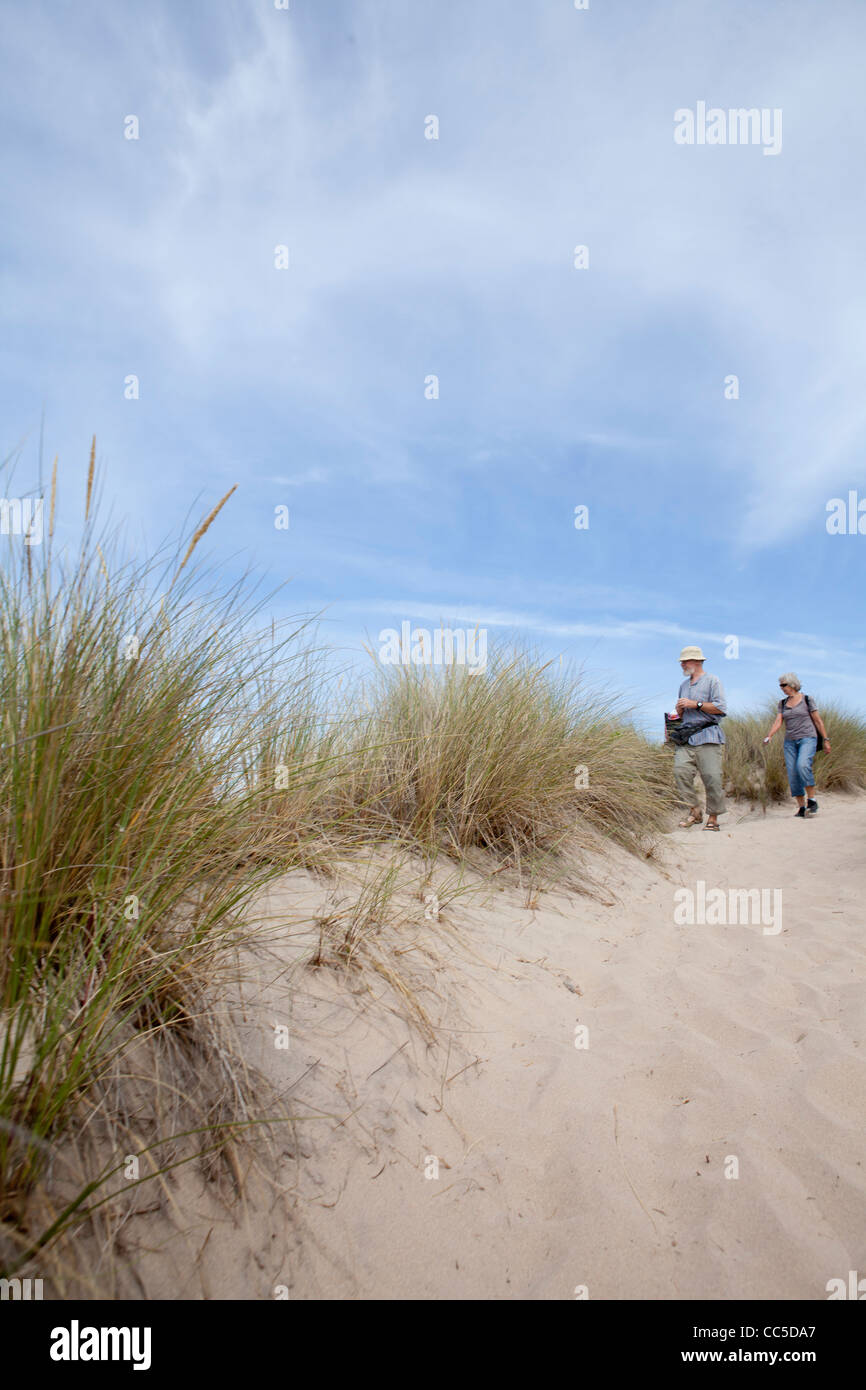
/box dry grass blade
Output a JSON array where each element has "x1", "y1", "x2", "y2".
[
  {"x1": 174, "y1": 484, "x2": 238, "y2": 579},
  {"x1": 49, "y1": 455, "x2": 57, "y2": 540},
  {"x1": 84, "y1": 436, "x2": 95, "y2": 522}
]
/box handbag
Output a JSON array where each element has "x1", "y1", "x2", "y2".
[{"x1": 779, "y1": 695, "x2": 824, "y2": 752}]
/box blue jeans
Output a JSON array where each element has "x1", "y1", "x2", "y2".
[{"x1": 784, "y1": 737, "x2": 817, "y2": 798}]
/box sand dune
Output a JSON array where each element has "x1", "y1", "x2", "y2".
[{"x1": 134, "y1": 792, "x2": 866, "y2": 1300}]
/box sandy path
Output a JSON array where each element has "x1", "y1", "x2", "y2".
[
  {"x1": 132, "y1": 793, "x2": 866, "y2": 1301},
  {"x1": 252, "y1": 793, "x2": 864, "y2": 1301}
]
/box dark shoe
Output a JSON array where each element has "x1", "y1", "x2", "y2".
[
  {"x1": 807, "y1": 799, "x2": 818, "y2": 813},
  {"x1": 795, "y1": 807, "x2": 806, "y2": 817}
]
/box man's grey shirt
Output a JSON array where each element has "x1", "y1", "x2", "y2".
[{"x1": 677, "y1": 672, "x2": 727, "y2": 745}]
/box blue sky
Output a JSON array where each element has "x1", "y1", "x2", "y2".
[{"x1": 1, "y1": 0, "x2": 865, "y2": 732}]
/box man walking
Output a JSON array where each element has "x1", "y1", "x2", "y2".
[{"x1": 671, "y1": 645, "x2": 727, "y2": 831}]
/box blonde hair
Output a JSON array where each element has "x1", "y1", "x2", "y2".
[{"x1": 778, "y1": 672, "x2": 801, "y2": 691}]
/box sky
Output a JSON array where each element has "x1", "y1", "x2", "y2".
[{"x1": 1, "y1": 0, "x2": 865, "y2": 733}]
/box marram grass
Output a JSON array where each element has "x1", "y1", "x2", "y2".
[{"x1": 0, "y1": 446, "x2": 328, "y2": 1274}]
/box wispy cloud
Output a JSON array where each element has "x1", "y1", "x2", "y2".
[{"x1": 343, "y1": 599, "x2": 860, "y2": 670}]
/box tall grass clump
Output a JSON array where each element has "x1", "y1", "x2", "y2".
[
  {"x1": 330, "y1": 646, "x2": 674, "y2": 869},
  {"x1": 0, "y1": 446, "x2": 326, "y2": 1267},
  {"x1": 723, "y1": 701, "x2": 866, "y2": 805}
]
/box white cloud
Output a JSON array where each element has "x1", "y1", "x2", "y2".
[{"x1": 340, "y1": 598, "x2": 860, "y2": 672}]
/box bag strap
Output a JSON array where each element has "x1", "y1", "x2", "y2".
[
  {"x1": 780, "y1": 694, "x2": 814, "y2": 710},
  {"x1": 804, "y1": 695, "x2": 821, "y2": 736}
]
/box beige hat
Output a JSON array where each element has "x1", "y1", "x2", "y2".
[{"x1": 679, "y1": 645, "x2": 704, "y2": 661}]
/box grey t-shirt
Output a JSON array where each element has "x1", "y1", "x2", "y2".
[
  {"x1": 780, "y1": 695, "x2": 818, "y2": 741},
  {"x1": 677, "y1": 672, "x2": 727, "y2": 745}
]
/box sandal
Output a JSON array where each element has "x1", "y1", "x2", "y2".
[
  {"x1": 704, "y1": 821, "x2": 720, "y2": 831},
  {"x1": 679, "y1": 809, "x2": 702, "y2": 827}
]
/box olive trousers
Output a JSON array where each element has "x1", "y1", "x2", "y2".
[{"x1": 673, "y1": 742, "x2": 726, "y2": 816}]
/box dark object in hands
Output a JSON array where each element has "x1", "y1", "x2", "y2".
[{"x1": 665, "y1": 712, "x2": 719, "y2": 745}]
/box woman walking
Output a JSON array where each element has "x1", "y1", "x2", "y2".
[{"x1": 764, "y1": 674, "x2": 831, "y2": 817}]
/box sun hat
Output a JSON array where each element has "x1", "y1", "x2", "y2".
[{"x1": 679, "y1": 645, "x2": 704, "y2": 661}]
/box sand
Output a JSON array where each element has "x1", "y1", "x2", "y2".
[{"x1": 129, "y1": 792, "x2": 866, "y2": 1300}]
